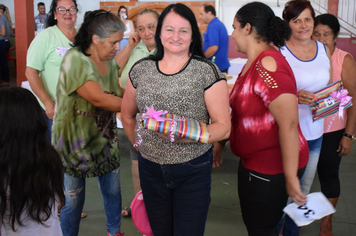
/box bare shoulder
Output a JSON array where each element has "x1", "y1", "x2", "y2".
[{"x1": 261, "y1": 55, "x2": 277, "y2": 72}]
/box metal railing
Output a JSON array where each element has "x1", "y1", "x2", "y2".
[{"x1": 312, "y1": 0, "x2": 356, "y2": 36}]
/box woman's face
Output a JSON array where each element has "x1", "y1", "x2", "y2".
[
  {"x1": 312, "y1": 23, "x2": 336, "y2": 52},
  {"x1": 54, "y1": 0, "x2": 77, "y2": 28},
  {"x1": 289, "y1": 8, "x2": 314, "y2": 41},
  {"x1": 231, "y1": 17, "x2": 246, "y2": 53},
  {"x1": 160, "y1": 11, "x2": 192, "y2": 57},
  {"x1": 119, "y1": 8, "x2": 127, "y2": 20},
  {"x1": 136, "y1": 13, "x2": 157, "y2": 51},
  {"x1": 96, "y1": 31, "x2": 123, "y2": 61},
  {"x1": 0, "y1": 9, "x2": 4, "y2": 16}
]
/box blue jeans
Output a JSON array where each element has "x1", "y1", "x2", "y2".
[
  {"x1": 42, "y1": 108, "x2": 53, "y2": 142},
  {"x1": 138, "y1": 148, "x2": 213, "y2": 236},
  {"x1": 117, "y1": 38, "x2": 129, "y2": 53},
  {"x1": 60, "y1": 170, "x2": 122, "y2": 236},
  {"x1": 0, "y1": 39, "x2": 11, "y2": 82},
  {"x1": 279, "y1": 136, "x2": 323, "y2": 236}
]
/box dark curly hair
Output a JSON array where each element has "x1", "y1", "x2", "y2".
[
  {"x1": 0, "y1": 87, "x2": 65, "y2": 231},
  {"x1": 235, "y1": 2, "x2": 291, "y2": 47}
]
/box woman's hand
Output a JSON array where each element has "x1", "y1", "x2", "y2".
[
  {"x1": 286, "y1": 176, "x2": 307, "y2": 206},
  {"x1": 128, "y1": 32, "x2": 140, "y2": 48},
  {"x1": 298, "y1": 90, "x2": 315, "y2": 105},
  {"x1": 212, "y1": 141, "x2": 225, "y2": 168},
  {"x1": 44, "y1": 100, "x2": 55, "y2": 120},
  {"x1": 156, "y1": 132, "x2": 196, "y2": 143},
  {"x1": 338, "y1": 136, "x2": 352, "y2": 156}
]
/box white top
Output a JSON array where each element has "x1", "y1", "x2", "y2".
[
  {"x1": 1, "y1": 202, "x2": 62, "y2": 236},
  {"x1": 123, "y1": 21, "x2": 131, "y2": 39},
  {"x1": 280, "y1": 41, "x2": 330, "y2": 140}
]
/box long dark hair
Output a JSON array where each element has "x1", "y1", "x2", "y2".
[
  {"x1": 150, "y1": 3, "x2": 204, "y2": 61},
  {"x1": 118, "y1": 6, "x2": 128, "y2": 18},
  {"x1": 0, "y1": 87, "x2": 65, "y2": 231},
  {"x1": 47, "y1": 0, "x2": 78, "y2": 27},
  {"x1": 235, "y1": 2, "x2": 291, "y2": 47},
  {"x1": 73, "y1": 10, "x2": 126, "y2": 56}
]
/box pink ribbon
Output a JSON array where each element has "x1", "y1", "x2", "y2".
[
  {"x1": 134, "y1": 105, "x2": 185, "y2": 147},
  {"x1": 144, "y1": 105, "x2": 168, "y2": 121},
  {"x1": 331, "y1": 89, "x2": 352, "y2": 119}
]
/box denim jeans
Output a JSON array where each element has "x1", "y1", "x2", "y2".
[
  {"x1": 60, "y1": 170, "x2": 122, "y2": 236},
  {"x1": 0, "y1": 39, "x2": 11, "y2": 82},
  {"x1": 42, "y1": 108, "x2": 53, "y2": 142},
  {"x1": 279, "y1": 136, "x2": 323, "y2": 236},
  {"x1": 138, "y1": 148, "x2": 213, "y2": 236}
]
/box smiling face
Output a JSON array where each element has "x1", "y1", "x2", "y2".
[
  {"x1": 136, "y1": 13, "x2": 157, "y2": 51},
  {"x1": 288, "y1": 8, "x2": 314, "y2": 41},
  {"x1": 54, "y1": 0, "x2": 77, "y2": 28},
  {"x1": 160, "y1": 11, "x2": 192, "y2": 57},
  {"x1": 312, "y1": 23, "x2": 336, "y2": 52},
  {"x1": 95, "y1": 31, "x2": 124, "y2": 61}
]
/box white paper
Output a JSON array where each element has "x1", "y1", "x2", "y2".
[{"x1": 283, "y1": 192, "x2": 336, "y2": 227}]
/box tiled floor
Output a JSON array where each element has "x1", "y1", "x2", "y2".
[{"x1": 6, "y1": 35, "x2": 356, "y2": 235}]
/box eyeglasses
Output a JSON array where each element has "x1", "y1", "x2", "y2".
[{"x1": 57, "y1": 7, "x2": 77, "y2": 15}]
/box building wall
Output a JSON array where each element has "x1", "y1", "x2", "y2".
[{"x1": 100, "y1": 1, "x2": 214, "y2": 33}]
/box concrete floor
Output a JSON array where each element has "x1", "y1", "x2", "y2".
[
  {"x1": 77, "y1": 129, "x2": 356, "y2": 236},
  {"x1": 5, "y1": 35, "x2": 356, "y2": 236}
]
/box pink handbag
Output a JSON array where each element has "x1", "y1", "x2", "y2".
[{"x1": 130, "y1": 190, "x2": 153, "y2": 236}]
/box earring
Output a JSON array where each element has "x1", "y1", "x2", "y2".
[{"x1": 54, "y1": 17, "x2": 57, "y2": 20}]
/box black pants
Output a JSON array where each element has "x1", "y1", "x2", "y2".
[
  {"x1": 0, "y1": 39, "x2": 11, "y2": 82},
  {"x1": 318, "y1": 129, "x2": 343, "y2": 198},
  {"x1": 238, "y1": 160, "x2": 305, "y2": 236}
]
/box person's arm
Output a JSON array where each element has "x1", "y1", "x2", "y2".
[
  {"x1": 338, "y1": 54, "x2": 356, "y2": 156},
  {"x1": 116, "y1": 32, "x2": 140, "y2": 75},
  {"x1": 325, "y1": 46, "x2": 333, "y2": 84},
  {"x1": 204, "y1": 45, "x2": 218, "y2": 59},
  {"x1": 25, "y1": 67, "x2": 55, "y2": 119},
  {"x1": 212, "y1": 139, "x2": 228, "y2": 168},
  {"x1": 204, "y1": 80, "x2": 231, "y2": 143},
  {"x1": 0, "y1": 25, "x2": 5, "y2": 36},
  {"x1": 269, "y1": 93, "x2": 307, "y2": 206},
  {"x1": 169, "y1": 80, "x2": 230, "y2": 143},
  {"x1": 76, "y1": 81, "x2": 122, "y2": 112},
  {"x1": 121, "y1": 78, "x2": 139, "y2": 146}
]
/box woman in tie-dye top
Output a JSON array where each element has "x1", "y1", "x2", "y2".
[{"x1": 214, "y1": 2, "x2": 309, "y2": 235}]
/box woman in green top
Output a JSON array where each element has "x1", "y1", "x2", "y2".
[{"x1": 52, "y1": 10, "x2": 126, "y2": 236}]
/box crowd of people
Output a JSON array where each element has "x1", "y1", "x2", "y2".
[{"x1": 1, "y1": 0, "x2": 356, "y2": 236}]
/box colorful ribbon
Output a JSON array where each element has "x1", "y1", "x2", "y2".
[
  {"x1": 134, "y1": 105, "x2": 185, "y2": 147},
  {"x1": 331, "y1": 89, "x2": 352, "y2": 119}
]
